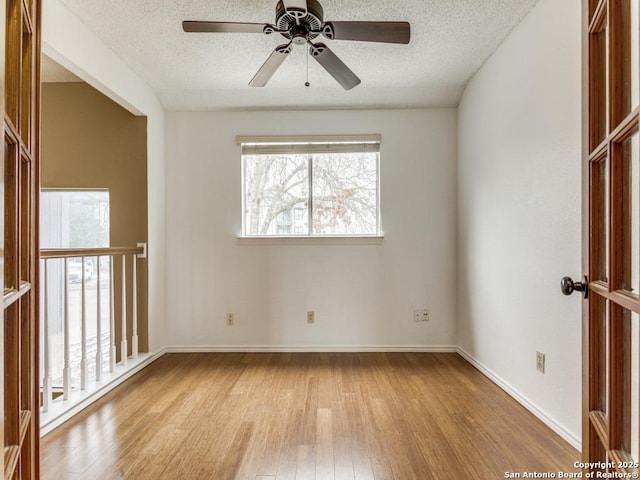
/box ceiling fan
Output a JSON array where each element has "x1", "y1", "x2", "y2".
[{"x1": 182, "y1": 0, "x2": 410, "y2": 90}]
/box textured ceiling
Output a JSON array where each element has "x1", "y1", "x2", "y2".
[{"x1": 55, "y1": 0, "x2": 539, "y2": 111}]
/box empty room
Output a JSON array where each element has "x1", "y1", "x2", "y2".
[{"x1": 0, "y1": 0, "x2": 632, "y2": 479}]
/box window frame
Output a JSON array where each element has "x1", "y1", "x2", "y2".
[{"x1": 238, "y1": 135, "x2": 382, "y2": 239}]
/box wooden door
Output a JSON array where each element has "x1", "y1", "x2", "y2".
[
  {"x1": 583, "y1": 0, "x2": 640, "y2": 475},
  {"x1": 2, "y1": 0, "x2": 41, "y2": 478}
]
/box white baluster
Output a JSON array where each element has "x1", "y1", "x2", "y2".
[
  {"x1": 80, "y1": 256, "x2": 88, "y2": 390},
  {"x1": 95, "y1": 256, "x2": 102, "y2": 380},
  {"x1": 42, "y1": 259, "x2": 51, "y2": 412},
  {"x1": 131, "y1": 253, "x2": 138, "y2": 359},
  {"x1": 121, "y1": 255, "x2": 128, "y2": 366},
  {"x1": 109, "y1": 257, "x2": 116, "y2": 373},
  {"x1": 63, "y1": 258, "x2": 70, "y2": 400}
]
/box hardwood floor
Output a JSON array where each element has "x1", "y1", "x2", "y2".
[{"x1": 41, "y1": 353, "x2": 579, "y2": 479}]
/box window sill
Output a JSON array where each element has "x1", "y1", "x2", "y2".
[{"x1": 237, "y1": 235, "x2": 384, "y2": 246}]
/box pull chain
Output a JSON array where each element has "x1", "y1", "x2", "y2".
[{"x1": 305, "y1": 49, "x2": 310, "y2": 87}]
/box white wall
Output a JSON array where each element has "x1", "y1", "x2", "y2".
[
  {"x1": 457, "y1": 0, "x2": 581, "y2": 447},
  {"x1": 42, "y1": 0, "x2": 167, "y2": 351},
  {"x1": 166, "y1": 109, "x2": 457, "y2": 350}
]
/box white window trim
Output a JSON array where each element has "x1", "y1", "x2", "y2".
[{"x1": 237, "y1": 235, "x2": 384, "y2": 246}]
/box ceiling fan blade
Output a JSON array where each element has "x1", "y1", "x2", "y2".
[
  {"x1": 323, "y1": 21, "x2": 410, "y2": 44},
  {"x1": 249, "y1": 43, "x2": 293, "y2": 87},
  {"x1": 182, "y1": 21, "x2": 267, "y2": 34},
  {"x1": 309, "y1": 43, "x2": 361, "y2": 91},
  {"x1": 282, "y1": 0, "x2": 307, "y2": 13}
]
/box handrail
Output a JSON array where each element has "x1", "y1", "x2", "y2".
[{"x1": 41, "y1": 246, "x2": 144, "y2": 259}]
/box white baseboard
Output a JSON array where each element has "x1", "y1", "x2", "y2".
[
  {"x1": 165, "y1": 344, "x2": 459, "y2": 353},
  {"x1": 456, "y1": 347, "x2": 581, "y2": 451},
  {"x1": 40, "y1": 349, "x2": 167, "y2": 436}
]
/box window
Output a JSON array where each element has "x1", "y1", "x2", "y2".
[
  {"x1": 40, "y1": 189, "x2": 110, "y2": 248},
  {"x1": 239, "y1": 135, "x2": 381, "y2": 237}
]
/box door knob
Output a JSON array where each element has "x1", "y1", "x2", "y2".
[{"x1": 560, "y1": 276, "x2": 588, "y2": 298}]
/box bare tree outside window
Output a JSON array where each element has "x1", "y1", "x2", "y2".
[
  {"x1": 244, "y1": 154, "x2": 309, "y2": 235},
  {"x1": 312, "y1": 153, "x2": 377, "y2": 235},
  {"x1": 243, "y1": 150, "x2": 379, "y2": 236}
]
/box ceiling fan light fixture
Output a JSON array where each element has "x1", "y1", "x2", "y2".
[{"x1": 290, "y1": 25, "x2": 309, "y2": 45}]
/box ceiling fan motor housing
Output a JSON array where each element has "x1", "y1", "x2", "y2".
[{"x1": 275, "y1": 0, "x2": 324, "y2": 41}]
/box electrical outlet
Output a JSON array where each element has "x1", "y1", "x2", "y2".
[
  {"x1": 413, "y1": 309, "x2": 429, "y2": 322},
  {"x1": 226, "y1": 313, "x2": 234, "y2": 326},
  {"x1": 536, "y1": 351, "x2": 545, "y2": 373},
  {"x1": 307, "y1": 311, "x2": 315, "y2": 324}
]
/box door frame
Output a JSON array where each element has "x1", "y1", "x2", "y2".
[{"x1": 582, "y1": 0, "x2": 640, "y2": 473}]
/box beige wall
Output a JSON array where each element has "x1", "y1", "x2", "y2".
[{"x1": 41, "y1": 82, "x2": 149, "y2": 353}]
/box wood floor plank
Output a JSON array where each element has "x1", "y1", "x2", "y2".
[
  {"x1": 315, "y1": 408, "x2": 334, "y2": 480},
  {"x1": 333, "y1": 436, "x2": 355, "y2": 480},
  {"x1": 41, "y1": 353, "x2": 580, "y2": 480},
  {"x1": 369, "y1": 456, "x2": 395, "y2": 480},
  {"x1": 296, "y1": 444, "x2": 316, "y2": 480}
]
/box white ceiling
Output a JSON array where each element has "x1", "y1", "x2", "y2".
[{"x1": 55, "y1": 0, "x2": 539, "y2": 111}]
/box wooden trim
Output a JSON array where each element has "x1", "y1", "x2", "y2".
[
  {"x1": 611, "y1": 131, "x2": 624, "y2": 292},
  {"x1": 585, "y1": 0, "x2": 640, "y2": 469},
  {"x1": 20, "y1": 1, "x2": 31, "y2": 35},
  {"x1": 590, "y1": 410, "x2": 609, "y2": 447},
  {"x1": 610, "y1": 111, "x2": 640, "y2": 143},
  {"x1": 0, "y1": 0, "x2": 5, "y2": 470},
  {"x1": 19, "y1": 409, "x2": 30, "y2": 444},
  {"x1": 607, "y1": 304, "x2": 631, "y2": 451},
  {"x1": 4, "y1": 445, "x2": 19, "y2": 479},
  {"x1": 5, "y1": 0, "x2": 21, "y2": 128},
  {"x1": 3, "y1": 0, "x2": 40, "y2": 475},
  {"x1": 4, "y1": 116, "x2": 18, "y2": 144},
  {"x1": 589, "y1": 141, "x2": 609, "y2": 162},
  {"x1": 609, "y1": 0, "x2": 628, "y2": 129},
  {"x1": 589, "y1": 1, "x2": 608, "y2": 152},
  {"x1": 31, "y1": 3, "x2": 41, "y2": 476},
  {"x1": 590, "y1": 138, "x2": 610, "y2": 160},
  {"x1": 4, "y1": 138, "x2": 18, "y2": 291},
  {"x1": 3, "y1": 281, "x2": 30, "y2": 308},
  {"x1": 590, "y1": 292, "x2": 608, "y2": 412},
  {"x1": 589, "y1": 159, "x2": 609, "y2": 283},
  {"x1": 609, "y1": 449, "x2": 639, "y2": 475},
  {"x1": 4, "y1": 302, "x2": 19, "y2": 458},
  {"x1": 610, "y1": 115, "x2": 639, "y2": 299},
  {"x1": 583, "y1": 0, "x2": 593, "y2": 460},
  {"x1": 590, "y1": 281, "x2": 609, "y2": 296},
  {"x1": 40, "y1": 246, "x2": 144, "y2": 259},
  {"x1": 587, "y1": 288, "x2": 640, "y2": 314},
  {"x1": 19, "y1": 142, "x2": 32, "y2": 164},
  {"x1": 609, "y1": 290, "x2": 640, "y2": 313},
  {"x1": 589, "y1": 0, "x2": 608, "y2": 34}
]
